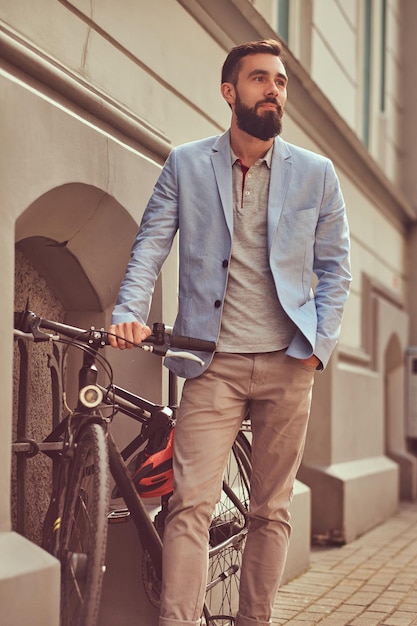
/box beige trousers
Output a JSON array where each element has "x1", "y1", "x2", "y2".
[{"x1": 159, "y1": 351, "x2": 315, "y2": 626}]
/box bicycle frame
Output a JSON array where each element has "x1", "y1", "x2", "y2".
[
  {"x1": 105, "y1": 384, "x2": 250, "y2": 571},
  {"x1": 13, "y1": 312, "x2": 170, "y2": 559}
]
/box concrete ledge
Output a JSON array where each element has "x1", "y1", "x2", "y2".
[
  {"x1": 282, "y1": 479, "x2": 311, "y2": 584},
  {"x1": 388, "y1": 449, "x2": 417, "y2": 500},
  {"x1": 298, "y1": 456, "x2": 399, "y2": 544},
  {"x1": 0, "y1": 531, "x2": 59, "y2": 626}
]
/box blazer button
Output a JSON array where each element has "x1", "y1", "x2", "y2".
[
  {"x1": 214, "y1": 300, "x2": 222, "y2": 308},
  {"x1": 222, "y1": 259, "x2": 228, "y2": 268}
]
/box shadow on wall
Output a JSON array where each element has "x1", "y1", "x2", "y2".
[{"x1": 13, "y1": 250, "x2": 66, "y2": 544}]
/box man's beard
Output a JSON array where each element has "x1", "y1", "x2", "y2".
[{"x1": 235, "y1": 91, "x2": 283, "y2": 141}]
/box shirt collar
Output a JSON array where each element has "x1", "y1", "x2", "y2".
[{"x1": 231, "y1": 142, "x2": 274, "y2": 169}]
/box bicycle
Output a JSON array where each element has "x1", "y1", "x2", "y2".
[{"x1": 13, "y1": 308, "x2": 252, "y2": 626}]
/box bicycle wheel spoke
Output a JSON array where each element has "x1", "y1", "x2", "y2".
[{"x1": 204, "y1": 432, "x2": 251, "y2": 624}]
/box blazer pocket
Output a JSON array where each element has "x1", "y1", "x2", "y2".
[{"x1": 282, "y1": 207, "x2": 318, "y2": 223}]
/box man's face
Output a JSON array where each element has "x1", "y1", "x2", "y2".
[{"x1": 232, "y1": 53, "x2": 288, "y2": 141}]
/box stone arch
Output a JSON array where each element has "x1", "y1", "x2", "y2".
[
  {"x1": 14, "y1": 181, "x2": 165, "y2": 396},
  {"x1": 15, "y1": 183, "x2": 139, "y2": 313}
]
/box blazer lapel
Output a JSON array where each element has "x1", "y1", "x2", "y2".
[
  {"x1": 210, "y1": 133, "x2": 293, "y2": 244},
  {"x1": 267, "y1": 137, "x2": 293, "y2": 253},
  {"x1": 211, "y1": 131, "x2": 234, "y2": 236}
]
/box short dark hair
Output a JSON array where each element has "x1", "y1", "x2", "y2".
[{"x1": 221, "y1": 39, "x2": 284, "y2": 85}]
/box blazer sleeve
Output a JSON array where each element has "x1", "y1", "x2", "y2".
[
  {"x1": 112, "y1": 150, "x2": 179, "y2": 325},
  {"x1": 312, "y1": 160, "x2": 351, "y2": 367}
]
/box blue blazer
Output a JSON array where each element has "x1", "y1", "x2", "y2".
[{"x1": 112, "y1": 130, "x2": 351, "y2": 378}]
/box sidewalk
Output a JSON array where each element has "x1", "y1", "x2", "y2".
[{"x1": 273, "y1": 501, "x2": 417, "y2": 626}]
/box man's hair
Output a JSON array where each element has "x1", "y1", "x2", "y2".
[{"x1": 221, "y1": 39, "x2": 284, "y2": 86}]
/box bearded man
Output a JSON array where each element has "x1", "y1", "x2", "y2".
[{"x1": 109, "y1": 39, "x2": 351, "y2": 626}]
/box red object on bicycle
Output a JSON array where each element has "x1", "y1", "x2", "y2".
[{"x1": 132, "y1": 428, "x2": 174, "y2": 498}]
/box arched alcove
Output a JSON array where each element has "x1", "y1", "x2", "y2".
[
  {"x1": 384, "y1": 333, "x2": 417, "y2": 499},
  {"x1": 15, "y1": 183, "x2": 139, "y2": 312},
  {"x1": 12, "y1": 182, "x2": 166, "y2": 546}
]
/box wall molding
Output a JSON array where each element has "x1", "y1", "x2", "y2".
[
  {"x1": 339, "y1": 273, "x2": 406, "y2": 371},
  {"x1": 0, "y1": 22, "x2": 171, "y2": 162}
]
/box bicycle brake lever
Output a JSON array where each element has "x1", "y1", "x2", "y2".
[
  {"x1": 165, "y1": 349, "x2": 205, "y2": 366},
  {"x1": 141, "y1": 345, "x2": 205, "y2": 366},
  {"x1": 30, "y1": 317, "x2": 52, "y2": 342},
  {"x1": 15, "y1": 311, "x2": 51, "y2": 342}
]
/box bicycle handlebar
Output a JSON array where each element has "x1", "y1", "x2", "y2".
[{"x1": 14, "y1": 310, "x2": 216, "y2": 356}]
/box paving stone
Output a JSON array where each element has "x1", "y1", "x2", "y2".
[{"x1": 272, "y1": 501, "x2": 417, "y2": 626}]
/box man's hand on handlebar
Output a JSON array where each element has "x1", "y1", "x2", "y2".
[{"x1": 107, "y1": 321, "x2": 152, "y2": 350}]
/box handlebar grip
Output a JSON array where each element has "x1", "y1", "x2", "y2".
[{"x1": 169, "y1": 335, "x2": 216, "y2": 353}]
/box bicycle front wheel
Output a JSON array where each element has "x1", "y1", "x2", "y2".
[
  {"x1": 59, "y1": 422, "x2": 110, "y2": 626},
  {"x1": 204, "y1": 430, "x2": 252, "y2": 624}
]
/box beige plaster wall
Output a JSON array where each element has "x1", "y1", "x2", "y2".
[
  {"x1": 311, "y1": 0, "x2": 358, "y2": 129},
  {"x1": 1, "y1": 0, "x2": 416, "y2": 622},
  {"x1": 0, "y1": 0, "x2": 228, "y2": 144},
  {"x1": 254, "y1": 0, "x2": 402, "y2": 185}
]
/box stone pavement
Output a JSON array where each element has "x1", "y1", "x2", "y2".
[{"x1": 272, "y1": 501, "x2": 417, "y2": 626}]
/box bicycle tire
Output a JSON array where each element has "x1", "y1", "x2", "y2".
[
  {"x1": 204, "y1": 430, "x2": 252, "y2": 625},
  {"x1": 59, "y1": 422, "x2": 110, "y2": 626}
]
